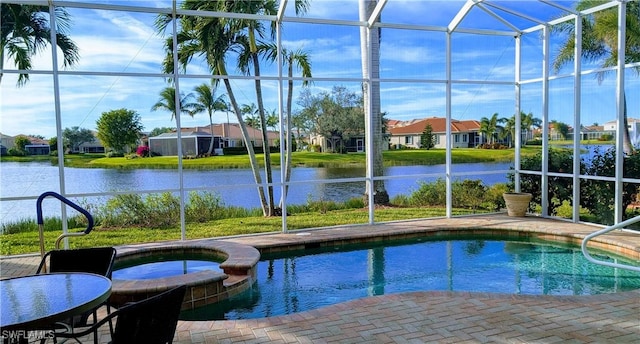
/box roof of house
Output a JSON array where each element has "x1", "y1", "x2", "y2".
[
  {"x1": 153, "y1": 131, "x2": 212, "y2": 138},
  {"x1": 163, "y1": 124, "x2": 279, "y2": 140},
  {"x1": 389, "y1": 117, "x2": 481, "y2": 135},
  {"x1": 603, "y1": 118, "x2": 640, "y2": 125},
  {"x1": 581, "y1": 125, "x2": 605, "y2": 132}
]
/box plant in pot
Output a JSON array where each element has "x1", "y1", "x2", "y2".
[{"x1": 502, "y1": 192, "x2": 532, "y2": 217}]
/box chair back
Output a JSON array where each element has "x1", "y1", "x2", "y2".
[
  {"x1": 112, "y1": 285, "x2": 187, "y2": 344},
  {"x1": 37, "y1": 247, "x2": 117, "y2": 278}
]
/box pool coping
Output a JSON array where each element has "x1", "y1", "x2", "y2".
[{"x1": 110, "y1": 241, "x2": 260, "y2": 309}]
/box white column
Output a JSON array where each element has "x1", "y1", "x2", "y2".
[
  {"x1": 614, "y1": 1, "x2": 626, "y2": 224},
  {"x1": 445, "y1": 32, "x2": 452, "y2": 218},
  {"x1": 49, "y1": 2, "x2": 69, "y2": 247},
  {"x1": 572, "y1": 14, "x2": 582, "y2": 222},
  {"x1": 541, "y1": 25, "x2": 550, "y2": 218}
]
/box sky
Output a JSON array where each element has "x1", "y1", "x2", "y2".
[{"x1": 1, "y1": 0, "x2": 638, "y2": 139}]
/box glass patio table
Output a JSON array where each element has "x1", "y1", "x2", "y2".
[{"x1": 0, "y1": 272, "x2": 111, "y2": 333}]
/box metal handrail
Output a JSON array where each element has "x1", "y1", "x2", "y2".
[
  {"x1": 581, "y1": 215, "x2": 640, "y2": 272},
  {"x1": 36, "y1": 191, "x2": 95, "y2": 258}
]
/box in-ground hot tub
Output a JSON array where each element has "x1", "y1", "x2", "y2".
[{"x1": 109, "y1": 241, "x2": 260, "y2": 310}]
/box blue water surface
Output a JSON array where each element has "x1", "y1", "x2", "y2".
[{"x1": 181, "y1": 238, "x2": 640, "y2": 320}]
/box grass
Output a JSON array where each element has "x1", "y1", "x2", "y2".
[
  {"x1": 63, "y1": 148, "x2": 538, "y2": 169},
  {"x1": 0, "y1": 148, "x2": 540, "y2": 169},
  {"x1": 0, "y1": 207, "x2": 485, "y2": 256}
]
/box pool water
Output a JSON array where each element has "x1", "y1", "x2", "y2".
[
  {"x1": 113, "y1": 259, "x2": 222, "y2": 280},
  {"x1": 180, "y1": 238, "x2": 640, "y2": 321}
]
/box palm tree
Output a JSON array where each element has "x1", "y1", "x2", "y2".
[
  {"x1": 234, "y1": 0, "x2": 310, "y2": 215},
  {"x1": 155, "y1": 3, "x2": 269, "y2": 216},
  {"x1": 265, "y1": 109, "x2": 279, "y2": 132},
  {"x1": 262, "y1": 44, "x2": 312, "y2": 206},
  {"x1": 360, "y1": 0, "x2": 389, "y2": 205},
  {"x1": 156, "y1": 0, "x2": 309, "y2": 217},
  {"x1": 479, "y1": 113, "x2": 506, "y2": 145},
  {"x1": 504, "y1": 112, "x2": 541, "y2": 146},
  {"x1": 242, "y1": 103, "x2": 260, "y2": 147},
  {"x1": 521, "y1": 112, "x2": 542, "y2": 142},
  {"x1": 501, "y1": 116, "x2": 517, "y2": 148},
  {"x1": 150, "y1": 86, "x2": 196, "y2": 122},
  {"x1": 553, "y1": 1, "x2": 640, "y2": 154},
  {"x1": 1, "y1": 3, "x2": 79, "y2": 86},
  {"x1": 550, "y1": 120, "x2": 570, "y2": 141},
  {"x1": 192, "y1": 81, "x2": 227, "y2": 155}
]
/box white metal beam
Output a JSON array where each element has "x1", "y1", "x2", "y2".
[
  {"x1": 448, "y1": 0, "x2": 481, "y2": 33},
  {"x1": 514, "y1": 35, "x2": 521, "y2": 192},
  {"x1": 276, "y1": 0, "x2": 288, "y2": 23},
  {"x1": 476, "y1": 3, "x2": 521, "y2": 33},
  {"x1": 367, "y1": 0, "x2": 387, "y2": 28},
  {"x1": 482, "y1": 1, "x2": 546, "y2": 26},
  {"x1": 539, "y1": 0, "x2": 577, "y2": 14}
]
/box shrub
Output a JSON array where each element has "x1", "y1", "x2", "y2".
[
  {"x1": 598, "y1": 134, "x2": 613, "y2": 141},
  {"x1": 452, "y1": 179, "x2": 486, "y2": 211},
  {"x1": 409, "y1": 179, "x2": 446, "y2": 206},
  {"x1": 99, "y1": 194, "x2": 148, "y2": 227},
  {"x1": 136, "y1": 146, "x2": 150, "y2": 157},
  {"x1": 554, "y1": 199, "x2": 590, "y2": 219},
  {"x1": 478, "y1": 143, "x2": 508, "y2": 149},
  {"x1": 512, "y1": 148, "x2": 579, "y2": 216},
  {"x1": 526, "y1": 138, "x2": 542, "y2": 146},
  {"x1": 343, "y1": 197, "x2": 365, "y2": 209},
  {"x1": 305, "y1": 196, "x2": 338, "y2": 214},
  {"x1": 7, "y1": 147, "x2": 26, "y2": 156},
  {"x1": 185, "y1": 191, "x2": 224, "y2": 222},
  {"x1": 146, "y1": 193, "x2": 180, "y2": 227},
  {"x1": 580, "y1": 147, "x2": 640, "y2": 224},
  {"x1": 105, "y1": 151, "x2": 124, "y2": 158},
  {"x1": 390, "y1": 194, "x2": 411, "y2": 206}
]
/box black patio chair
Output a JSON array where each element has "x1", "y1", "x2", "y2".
[
  {"x1": 36, "y1": 247, "x2": 117, "y2": 343},
  {"x1": 56, "y1": 285, "x2": 187, "y2": 344},
  {"x1": 37, "y1": 247, "x2": 117, "y2": 278}
]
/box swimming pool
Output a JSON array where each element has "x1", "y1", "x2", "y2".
[{"x1": 180, "y1": 237, "x2": 640, "y2": 321}]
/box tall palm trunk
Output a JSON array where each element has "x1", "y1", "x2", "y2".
[
  {"x1": 249, "y1": 29, "x2": 275, "y2": 216},
  {"x1": 219, "y1": 62, "x2": 269, "y2": 216},
  {"x1": 622, "y1": 93, "x2": 633, "y2": 155},
  {"x1": 360, "y1": 0, "x2": 389, "y2": 205},
  {"x1": 207, "y1": 110, "x2": 215, "y2": 155},
  {"x1": 280, "y1": 57, "x2": 295, "y2": 207}
]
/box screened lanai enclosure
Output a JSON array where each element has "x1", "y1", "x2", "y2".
[{"x1": 1, "y1": 0, "x2": 639, "y2": 242}]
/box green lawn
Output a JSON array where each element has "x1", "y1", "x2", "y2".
[
  {"x1": 0, "y1": 207, "x2": 484, "y2": 256},
  {"x1": 77, "y1": 148, "x2": 537, "y2": 169}
]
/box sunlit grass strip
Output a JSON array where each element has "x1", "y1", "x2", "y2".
[{"x1": 77, "y1": 149, "x2": 537, "y2": 169}]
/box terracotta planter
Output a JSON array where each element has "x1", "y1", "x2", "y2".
[{"x1": 503, "y1": 192, "x2": 532, "y2": 217}]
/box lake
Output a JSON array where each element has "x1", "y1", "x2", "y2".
[{"x1": 0, "y1": 161, "x2": 512, "y2": 224}]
